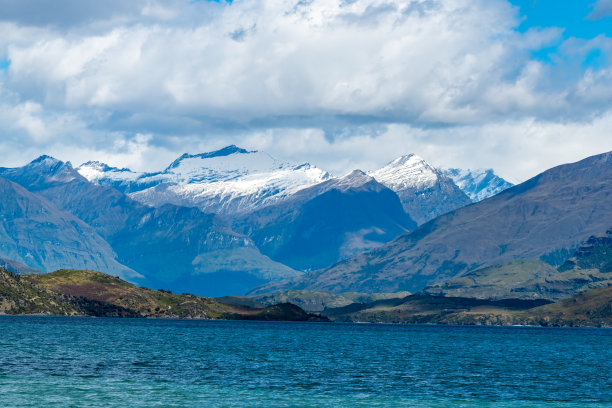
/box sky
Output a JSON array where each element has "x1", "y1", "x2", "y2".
[{"x1": 0, "y1": 0, "x2": 611, "y2": 183}]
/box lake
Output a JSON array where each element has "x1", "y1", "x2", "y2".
[{"x1": 1, "y1": 316, "x2": 611, "y2": 407}]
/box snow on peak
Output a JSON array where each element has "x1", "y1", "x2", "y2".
[
  {"x1": 320, "y1": 169, "x2": 384, "y2": 193},
  {"x1": 121, "y1": 146, "x2": 331, "y2": 214},
  {"x1": 443, "y1": 168, "x2": 513, "y2": 202},
  {"x1": 31, "y1": 154, "x2": 59, "y2": 163},
  {"x1": 161, "y1": 146, "x2": 289, "y2": 184},
  {"x1": 77, "y1": 161, "x2": 142, "y2": 183},
  {"x1": 336, "y1": 169, "x2": 373, "y2": 185},
  {"x1": 25, "y1": 155, "x2": 81, "y2": 183},
  {"x1": 369, "y1": 154, "x2": 441, "y2": 190},
  {"x1": 29, "y1": 155, "x2": 64, "y2": 169},
  {"x1": 166, "y1": 145, "x2": 253, "y2": 170}
]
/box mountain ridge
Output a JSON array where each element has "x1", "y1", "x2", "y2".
[
  {"x1": 252, "y1": 151, "x2": 612, "y2": 294},
  {"x1": 234, "y1": 169, "x2": 417, "y2": 271},
  {"x1": 443, "y1": 168, "x2": 513, "y2": 202},
  {"x1": 369, "y1": 154, "x2": 472, "y2": 224},
  {"x1": 0, "y1": 157, "x2": 301, "y2": 296}
]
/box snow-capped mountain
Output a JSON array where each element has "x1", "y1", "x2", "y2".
[
  {"x1": 76, "y1": 161, "x2": 151, "y2": 193},
  {"x1": 369, "y1": 154, "x2": 471, "y2": 225},
  {"x1": 78, "y1": 145, "x2": 330, "y2": 215},
  {"x1": 443, "y1": 168, "x2": 513, "y2": 202},
  {"x1": 1, "y1": 155, "x2": 85, "y2": 191},
  {"x1": 234, "y1": 169, "x2": 416, "y2": 272},
  {"x1": 2, "y1": 154, "x2": 302, "y2": 296}
]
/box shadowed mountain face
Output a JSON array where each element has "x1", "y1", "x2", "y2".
[
  {"x1": 0, "y1": 157, "x2": 300, "y2": 296},
  {"x1": 0, "y1": 257, "x2": 43, "y2": 275},
  {"x1": 234, "y1": 170, "x2": 416, "y2": 272},
  {"x1": 252, "y1": 151, "x2": 612, "y2": 294},
  {"x1": 0, "y1": 176, "x2": 138, "y2": 279}
]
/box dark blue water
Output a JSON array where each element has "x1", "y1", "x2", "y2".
[{"x1": 1, "y1": 316, "x2": 611, "y2": 407}]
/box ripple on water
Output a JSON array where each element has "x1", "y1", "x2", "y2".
[{"x1": 0, "y1": 317, "x2": 611, "y2": 407}]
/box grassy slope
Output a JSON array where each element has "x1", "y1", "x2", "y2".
[
  {"x1": 0, "y1": 268, "x2": 138, "y2": 317},
  {"x1": 0, "y1": 269, "x2": 327, "y2": 321},
  {"x1": 524, "y1": 286, "x2": 612, "y2": 327},
  {"x1": 423, "y1": 230, "x2": 612, "y2": 301},
  {"x1": 280, "y1": 152, "x2": 612, "y2": 294},
  {"x1": 219, "y1": 290, "x2": 412, "y2": 312},
  {"x1": 325, "y1": 287, "x2": 612, "y2": 327}
]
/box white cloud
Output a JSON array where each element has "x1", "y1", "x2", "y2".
[
  {"x1": 2, "y1": 0, "x2": 565, "y2": 121},
  {"x1": 233, "y1": 117, "x2": 612, "y2": 183},
  {"x1": 0, "y1": 0, "x2": 610, "y2": 181}
]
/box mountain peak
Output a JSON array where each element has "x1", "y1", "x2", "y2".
[
  {"x1": 443, "y1": 167, "x2": 513, "y2": 202},
  {"x1": 27, "y1": 155, "x2": 76, "y2": 176},
  {"x1": 77, "y1": 161, "x2": 140, "y2": 186},
  {"x1": 205, "y1": 145, "x2": 252, "y2": 157},
  {"x1": 389, "y1": 153, "x2": 424, "y2": 166},
  {"x1": 369, "y1": 153, "x2": 471, "y2": 224},
  {"x1": 371, "y1": 153, "x2": 440, "y2": 190},
  {"x1": 30, "y1": 155, "x2": 64, "y2": 167},
  {"x1": 79, "y1": 161, "x2": 133, "y2": 173},
  {"x1": 166, "y1": 145, "x2": 254, "y2": 170},
  {"x1": 344, "y1": 169, "x2": 369, "y2": 180},
  {"x1": 319, "y1": 169, "x2": 380, "y2": 193},
  {"x1": 0, "y1": 155, "x2": 84, "y2": 191}
]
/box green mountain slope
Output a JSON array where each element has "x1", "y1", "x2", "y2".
[
  {"x1": 1, "y1": 268, "x2": 327, "y2": 321},
  {"x1": 325, "y1": 287, "x2": 612, "y2": 327},
  {"x1": 219, "y1": 290, "x2": 411, "y2": 313},
  {"x1": 255, "y1": 151, "x2": 612, "y2": 294},
  {"x1": 0, "y1": 268, "x2": 138, "y2": 317},
  {"x1": 424, "y1": 229, "x2": 612, "y2": 300}
]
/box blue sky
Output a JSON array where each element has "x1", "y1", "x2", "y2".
[
  {"x1": 511, "y1": 0, "x2": 612, "y2": 37},
  {"x1": 511, "y1": 0, "x2": 612, "y2": 68},
  {"x1": 0, "y1": 0, "x2": 610, "y2": 182}
]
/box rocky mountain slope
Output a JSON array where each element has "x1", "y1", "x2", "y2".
[
  {"x1": 254, "y1": 151, "x2": 612, "y2": 294},
  {"x1": 369, "y1": 154, "x2": 471, "y2": 224},
  {"x1": 234, "y1": 170, "x2": 416, "y2": 271},
  {"x1": 423, "y1": 230, "x2": 612, "y2": 300},
  {"x1": 0, "y1": 156, "x2": 300, "y2": 296},
  {"x1": 0, "y1": 267, "x2": 138, "y2": 317},
  {"x1": 0, "y1": 258, "x2": 44, "y2": 275},
  {"x1": 443, "y1": 168, "x2": 513, "y2": 202},
  {"x1": 0, "y1": 174, "x2": 138, "y2": 279}
]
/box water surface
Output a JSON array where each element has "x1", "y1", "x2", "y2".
[{"x1": 1, "y1": 316, "x2": 611, "y2": 407}]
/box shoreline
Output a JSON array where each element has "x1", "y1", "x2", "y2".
[{"x1": 2, "y1": 313, "x2": 611, "y2": 329}]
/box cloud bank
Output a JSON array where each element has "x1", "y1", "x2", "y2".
[{"x1": 0, "y1": 0, "x2": 610, "y2": 181}]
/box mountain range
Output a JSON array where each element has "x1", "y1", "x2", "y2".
[
  {"x1": 78, "y1": 145, "x2": 331, "y2": 215},
  {"x1": 1, "y1": 155, "x2": 306, "y2": 296},
  {"x1": 0, "y1": 144, "x2": 546, "y2": 298},
  {"x1": 324, "y1": 233, "x2": 612, "y2": 326},
  {"x1": 252, "y1": 151, "x2": 612, "y2": 295}
]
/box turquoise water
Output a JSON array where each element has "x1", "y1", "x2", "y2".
[{"x1": 1, "y1": 317, "x2": 611, "y2": 407}]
